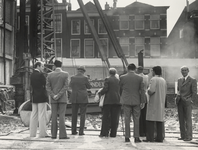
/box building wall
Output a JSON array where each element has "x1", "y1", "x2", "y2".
[
  {"x1": 167, "y1": 1, "x2": 198, "y2": 58},
  {"x1": 65, "y1": 3, "x2": 168, "y2": 59},
  {"x1": 0, "y1": 0, "x2": 15, "y2": 84}
]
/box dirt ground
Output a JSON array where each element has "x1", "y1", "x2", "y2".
[{"x1": 0, "y1": 108, "x2": 198, "y2": 135}]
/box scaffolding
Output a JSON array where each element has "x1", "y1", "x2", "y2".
[{"x1": 30, "y1": 0, "x2": 56, "y2": 63}]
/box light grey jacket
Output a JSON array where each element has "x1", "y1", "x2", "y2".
[
  {"x1": 120, "y1": 71, "x2": 145, "y2": 106},
  {"x1": 46, "y1": 68, "x2": 69, "y2": 104}
]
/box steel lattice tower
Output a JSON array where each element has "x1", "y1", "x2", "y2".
[{"x1": 30, "y1": 0, "x2": 56, "y2": 63}]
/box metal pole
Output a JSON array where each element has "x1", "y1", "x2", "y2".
[
  {"x1": 40, "y1": 0, "x2": 43, "y2": 61},
  {"x1": 3, "y1": 0, "x2": 6, "y2": 85}
]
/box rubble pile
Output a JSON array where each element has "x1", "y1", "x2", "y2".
[{"x1": 0, "y1": 108, "x2": 198, "y2": 135}]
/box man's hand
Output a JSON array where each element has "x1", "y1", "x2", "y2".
[
  {"x1": 53, "y1": 95, "x2": 58, "y2": 101},
  {"x1": 140, "y1": 103, "x2": 145, "y2": 109}
]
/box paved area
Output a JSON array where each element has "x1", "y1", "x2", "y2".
[{"x1": 0, "y1": 128, "x2": 198, "y2": 150}]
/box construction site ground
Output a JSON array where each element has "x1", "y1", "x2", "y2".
[
  {"x1": 0, "y1": 127, "x2": 198, "y2": 150},
  {"x1": 0, "y1": 111, "x2": 198, "y2": 150}
]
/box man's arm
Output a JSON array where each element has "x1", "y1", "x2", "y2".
[
  {"x1": 46, "y1": 74, "x2": 55, "y2": 98},
  {"x1": 98, "y1": 78, "x2": 108, "y2": 95},
  {"x1": 55, "y1": 73, "x2": 69, "y2": 100},
  {"x1": 191, "y1": 78, "x2": 197, "y2": 102},
  {"x1": 85, "y1": 77, "x2": 92, "y2": 89},
  {"x1": 148, "y1": 78, "x2": 156, "y2": 96}
]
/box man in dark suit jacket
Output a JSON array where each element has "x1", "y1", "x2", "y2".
[
  {"x1": 176, "y1": 66, "x2": 197, "y2": 141},
  {"x1": 30, "y1": 61, "x2": 49, "y2": 138},
  {"x1": 69, "y1": 66, "x2": 91, "y2": 135},
  {"x1": 98, "y1": 68, "x2": 121, "y2": 138},
  {"x1": 120, "y1": 63, "x2": 145, "y2": 143},
  {"x1": 46, "y1": 60, "x2": 69, "y2": 139}
]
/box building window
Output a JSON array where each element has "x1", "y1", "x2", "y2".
[
  {"x1": 54, "y1": 14, "x2": 62, "y2": 33},
  {"x1": 98, "y1": 38, "x2": 108, "y2": 57},
  {"x1": 135, "y1": 15, "x2": 144, "y2": 30},
  {"x1": 120, "y1": 37, "x2": 130, "y2": 56},
  {"x1": 84, "y1": 39, "x2": 94, "y2": 58},
  {"x1": 135, "y1": 37, "x2": 145, "y2": 56},
  {"x1": 71, "y1": 20, "x2": 80, "y2": 35},
  {"x1": 119, "y1": 15, "x2": 129, "y2": 30},
  {"x1": 150, "y1": 37, "x2": 160, "y2": 56},
  {"x1": 150, "y1": 14, "x2": 160, "y2": 29},
  {"x1": 51, "y1": 38, "x2": 62, "y2": 57},
  {"x1": 84, "y1": 19, "x2": 94, "y2": 34},
  {"x1": 98, "y1": 19, "x2": 107, "y2": 34},
  {"x1": 56, "y1": 38, "x2": 62, "y2": 57},
  {"x1": 70, "y1": 39, "x2": 80, "y2": 58}
]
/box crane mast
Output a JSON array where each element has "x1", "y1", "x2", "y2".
[{"x1": 30, "y1": 0, "x2": 56, "y2": 63}]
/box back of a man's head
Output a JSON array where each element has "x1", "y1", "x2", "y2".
[
  {"x1": 152, "y1": 66, "x2": 162, "y2": 76},
  {"x1": 137, "y1": 66, "x2": 143, "y2": 74},
  {"x1": 34, "y1": 61, "x2": 43, "y2": 69},
  {"x1": 54, "y1": 60, "x2": 62, "y2": 68},
  {"x1": 127, "y1": 63, "x2": 136, "y2": 71}
]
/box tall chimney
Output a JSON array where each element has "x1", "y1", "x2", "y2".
[
  {"x1": 68, "y1": 0, "x2": 71, "y2": 11},
  {"x1": 186, "y1": 0, "x2": 190, "y2": 20},
  {"x1": 105, "y1": 2, "x2": 109, "y2": 10},
  {"x1": 186, "y1": 0, "x2": 189, "y2": 12}
]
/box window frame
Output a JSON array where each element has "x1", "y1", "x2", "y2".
[
  {"x1": 84, "y1": 19, "x2": 94, "y2": 35},
  {"x1": 54, "y1": 13, "x2": 62, "y2": 33},
  {"x1": 55, "y1": 38, "x2": 62, "y2": 57},
  {"x1": 71, "y1": 20, "x2": 81, "y2": 35},
  {"x1": 135, "y1": 37, "x2": 145, "y2": 56},
  {"x1": 98, "y1": 19, "x2": 107, "y2": 34},
  {"x1": 98, "y1": 38, "x2": 108, "y2": 58},
  {"x1": 70, "y1": 39, "x2": 81, "y2": 58},
  {"x1": 119, "y1": 15, "x2": 129, "y2": 30},
  {"x1": 135, "y1": 15, "x2": 145, "y2": 30},
  {"x1": 84, "y1": 38, "x2": 94, "y2": 58},
  {"x1": 150, "y1": 37, "x2": 160, "y2": 57},
  {"x1": 119, "y1": 37, "x2": 130, "y2": 57},
  {"x1": 150, "y1": 14, "x2": 160, "y2": 29}
]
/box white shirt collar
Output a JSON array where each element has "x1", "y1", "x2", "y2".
[
  {"x1": 34, "y1": 69, "x2": 40, "y2": 72},
  {"x1": 184, "y1": 75, "x2": 189, "y2": 80}
]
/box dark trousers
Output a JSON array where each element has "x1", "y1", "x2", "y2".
[
  {"x1": 71, "y1": 103, "x2": 87, "y2": 134},
  {"x1": 51, "y1": 103, "x2": 67, "y2": 138},
  {"x1": 177, "y1": 100, "x2": 192, "y2": 139},
  {"x1": 146, "y1": 121, "x2": 164, "y2": 142},
  {"x1": 100, "y1": 104, "x2": 121, "y2": 137},
  {"x1": 139, "y1": 104, "x2": 147, "y2": 136}
]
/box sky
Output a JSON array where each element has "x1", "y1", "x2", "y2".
[{"x1": 65, "y1": 0, "x2": 196, "y2": 36}]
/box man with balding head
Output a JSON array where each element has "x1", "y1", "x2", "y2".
[
  {"x1": 69, "y1": 66, "x2": 92, "y2": 136},
  {"x1": 176, "y1": 66, "x2": 197, "y2": 141}
]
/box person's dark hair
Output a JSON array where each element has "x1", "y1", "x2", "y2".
[
  {"x1": 152, "y1": 66, "x2": 162, "y2": 76},
  {"x1": 34, "y1": 61, "x2": 42, "y2": 68},
  {"x1": 109, "y1": 68, "x2": 117, "y2": 75},
  {"x1": 54, "y1": 60, "x2": 62, "y2": 67},
  {"x1": 127, "y1": 63, "x2": 136, "y2": 71}
]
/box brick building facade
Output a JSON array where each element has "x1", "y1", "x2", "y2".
[{"x1": 0, "y1": 0, "x2": 15, "y2": 84}]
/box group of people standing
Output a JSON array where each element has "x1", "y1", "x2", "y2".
[
  {"x1": 98, "y1": 64, "x2": 197, "y2": 143},
  {"x1": 98, "y1": 64, "x2": 166, "y2": 143},
  {"x1": 29, "y1": 60, "x2": 197, "y2": 143},
  {"x1": 29, "y1": 60, "x2": 91, "y2": 139}
]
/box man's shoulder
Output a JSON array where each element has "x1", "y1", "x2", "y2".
[
  {"x1": 188, "y1": 76, "x2": 197, "y2": 83},
  {"x1": 60, "y1": 71, "x2": 69, "y2": 76},
  {"x1": 178, "y1": 77, "x2": 183, "y2": 80}
]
